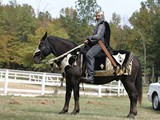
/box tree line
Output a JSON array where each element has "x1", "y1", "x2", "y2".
[{"x1": 0, "y1": 0, "x2": 160, "y2": 84}]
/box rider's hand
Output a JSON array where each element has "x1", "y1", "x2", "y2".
[
  {"x1": 86, "y1": 36, "x2": 92, "y2": 40},
  {"x1": 84, "y1": 39, "x2": 88, "y2": 44}
]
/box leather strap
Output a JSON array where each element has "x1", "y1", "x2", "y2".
[{"x1": 98, "y1": 40, "x2": 117, "y2": 68}]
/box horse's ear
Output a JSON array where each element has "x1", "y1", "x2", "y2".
[{"x1": 41, "y1": 32, "x2": 47, "y2": 41}]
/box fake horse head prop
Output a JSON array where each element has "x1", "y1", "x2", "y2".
[{"x1": 33, "y1": 32, "x2": 142, "y2": 119}]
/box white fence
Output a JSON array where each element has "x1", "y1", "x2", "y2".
[{"x1": 0, "y1": 69, "x2": 127, "y2": 97}]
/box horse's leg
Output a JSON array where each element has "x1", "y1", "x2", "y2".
[
  {"x1": 71, "y1": 79, "x2": 80, "y2": 114},
  {"x1": 121, "y1": 57, "x2": 141, "y2": 118},
  {"x1": 60, "y1": 73, "x2": 65, "y2": 87},
  {"x1": 59, "y1": 78, "x2": 72, "y2": 114},
  {"x1": 121, "y1": 76, "x2": 138, "y2": 119}
]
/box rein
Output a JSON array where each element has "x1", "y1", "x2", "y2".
[{"x1": 45, "y1": 43, "x2": 84, "y2": 64}]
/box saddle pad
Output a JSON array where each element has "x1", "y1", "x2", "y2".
[
  {"x1": 94, "y1": 52, "x2": 133, "y2": 77},
  {"x1": 95, "y1": 56, "x2": 106, "y2": 70}
]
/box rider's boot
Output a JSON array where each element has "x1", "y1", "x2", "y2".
[
  {"x1": 81, "y1": 74, "x2": 94, "y2": 84},
  {"x1": 81, "y1": 65, "x2": 94, "y2": 84},
  {"x1": 81, "y1": 52, "x2": 95, "y2": 84}
]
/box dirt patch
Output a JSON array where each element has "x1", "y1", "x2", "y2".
[
  {"x1": 87, "y1": 100, "x2": 106, "y2": 105},
  {"x1": 41, "y1": 99, "x2": 48, "y2": 105},
  {"x1": 9, "y1": 98, "x2": 21, "y2": 105},
  {"x1": 31, "y1": 98, "x2": 55, "y2": 105}
]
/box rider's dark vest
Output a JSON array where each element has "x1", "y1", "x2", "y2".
[{"x1": 93, "y1": 21, "x2": 111, "y2": 47}]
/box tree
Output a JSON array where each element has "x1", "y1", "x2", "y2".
[
  {"x1": 59, "y1": 0, "x2": 101, "y2": 44},
  {"x1": 0, "y1": 2, "x2": 71, "y2": 71},
  {"x1": 129, "y1": 0, "x2": 160, "y2": 83},
  {"x1": 75, "y1": 0, "x2": 101, "y2": 25},
  {"x1": 0, "y1": 2, "x2": 36, "y2": 69},
  {"x1": 59, "y1": 7, "x2": 92, "y2": 44},
  {"x1": 110, "y1": 13, "x2": 123, "y2": 49}
]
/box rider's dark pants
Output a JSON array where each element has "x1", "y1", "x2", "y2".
[{"x1": 86, "y1": 44, "x2": 102, "y2": 78}]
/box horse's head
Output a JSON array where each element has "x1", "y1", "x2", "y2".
[
  {"x1": 33, "y1": 32, "x2": 78, "y2": 64},
  {"x1": 33, "y1": 32, "x2": 52, "y2": 64}
]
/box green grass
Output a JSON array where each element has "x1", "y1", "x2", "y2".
[{"x1": 0, "y1": 88, "x2": 159, "y2": 120}]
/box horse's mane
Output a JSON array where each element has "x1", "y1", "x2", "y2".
[
  {"x1": 48, "y1": 36, "x2": 78, "y2": 47},
  {"x1": 46, "y1": 36, "x2": 78, "y2": 57}
]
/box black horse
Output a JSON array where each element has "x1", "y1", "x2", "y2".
[{"x1": 33, "y1": 32, "x2": 142, "y2": 118}]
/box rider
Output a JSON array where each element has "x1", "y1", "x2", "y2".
[{"x1": 81, "y1": 11, "x2": 110, "y2": 83}]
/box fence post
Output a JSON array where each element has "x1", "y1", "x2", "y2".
[
  {"x1": 41, "y1": 73, "x2": 46, "y2": 95},
  {"x1": 98, "y1": 85, "x2": 102, "y2": 97},
  {"x1": 117, "y1": 81, "x2": 121, "y2": 97},
  {"x1": 4, "y1": 70, "x2": 9, "y2": 95},
  {"x1": 29, "y1": 74, "x2": 31, "y2": 81}
]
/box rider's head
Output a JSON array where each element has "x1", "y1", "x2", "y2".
[{"x1": 96, "y1": 11, "x2": 105, "y2": 22}]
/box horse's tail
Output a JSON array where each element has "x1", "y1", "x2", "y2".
[{"x1": 135, "y1": 58, "x2": 143, "y2": 105}]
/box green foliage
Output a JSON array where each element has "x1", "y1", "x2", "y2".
[
  {"x1": 110, "y1": 13, "x2": 130, "y2": 50},
  {"x1": 0, "y1": 3, "x2": 36, "y2": 41},
  {"x1": 130, "y1": 0, "x2": 160, "y2": 70},
  {"x1": 59, "y1": 0, "x2": 101, "y2": 44},
  {"x1": 59, "y1": 7, "x2": 92, "y2": 44},
  {"x1": 0, "y1": 2, "x2": 36, "y2": 69},
  {"x1": 75, "y1": 0, "x2": 101, "y2": 25},
  {"x1": 110, "y1": 13, "x2": 122, "y2": 49}
]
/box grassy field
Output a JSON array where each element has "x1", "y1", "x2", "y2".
[{"x1": 0, "y1": 87, "x2": 159, "y2": 120}]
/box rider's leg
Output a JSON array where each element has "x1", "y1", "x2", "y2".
[{"x1": 81, "y1": 44, "x2": 102, "y2": 83}]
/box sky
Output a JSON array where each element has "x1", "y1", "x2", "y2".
[{"x1": 2, "y1": 0, "x2": 147, "y2": 25}]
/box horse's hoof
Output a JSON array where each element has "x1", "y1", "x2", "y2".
[
  {"x1": 127, "y1": 114, "x2": 135, "y2": 119},
  {"x1": 59, "y1": 110, "x2": 68, "y2": 114},
  {"x1": 71, "y1": 110, "x2": 79, "y2": 115}
]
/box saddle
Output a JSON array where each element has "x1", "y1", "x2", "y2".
[
  {"x1": 81, "y1": 48, "x2": 133, "y2": 77},
  {"x1": 95, "y1": 50, "x2": 133, "y2": 77}
]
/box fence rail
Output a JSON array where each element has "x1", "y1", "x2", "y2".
[{"x1": 0, "y1": 69, "x2": 127, "y2": 97}]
